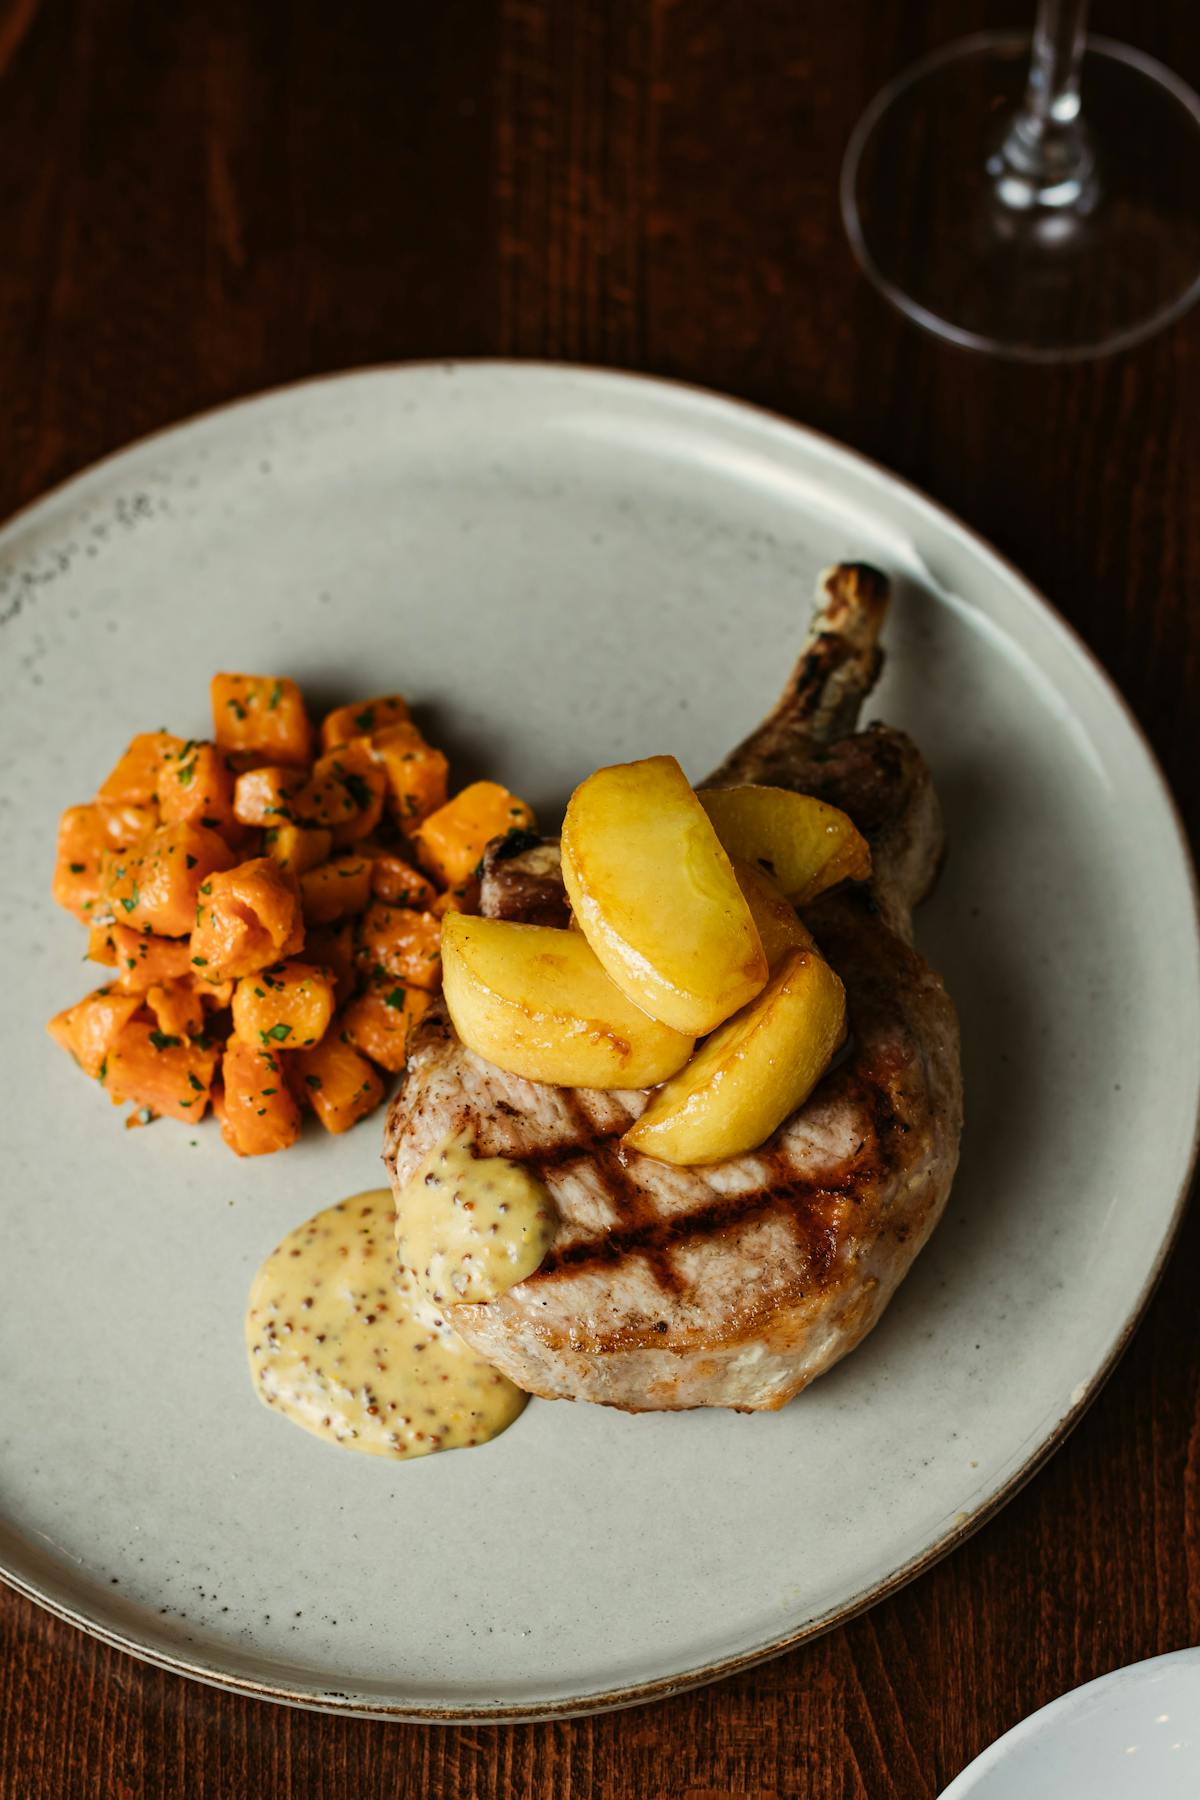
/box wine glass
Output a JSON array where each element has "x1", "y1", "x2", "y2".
[{"x1": 840, "y1": 1, "x2": 1200, "y2": 360}]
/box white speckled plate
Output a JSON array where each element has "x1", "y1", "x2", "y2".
[
  {"x1": 0, "y1": 364, "x2": 1196, "y2": 1722},
  {"x1": 939, "y1": 1648, "x2": 1200, "y2": 1797}
]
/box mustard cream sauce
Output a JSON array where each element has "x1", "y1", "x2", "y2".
[
  {"x1": 245, "y1": 1188, "x2": 527, "y2": 1458},
  {"x1": 245, "y1": 1140, "x2": 557, "y2": 1459},
  {"x1": 395, "y1": 1129, "x2": 558, "y2": 1306}
]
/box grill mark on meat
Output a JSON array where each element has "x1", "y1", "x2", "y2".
[
  {"x1": 549, "y1": 1088, "x2": 686, "y2": 1294},
  {"x1": 533, "y1": 1059, "x2": 908, "y2": 1285}
]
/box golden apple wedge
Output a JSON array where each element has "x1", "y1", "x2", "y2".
[
  {"x1": 698, "y1": 785, "x2": 870, "y2": 904},
  {"x1": 732, "y1": 859, "x2": 816, "y2": 967},
  {"x1": 441, "y1": 912, "x2": 694, "y2": 1089},
  {"x1": 561, "y1": 755, "x2": 767, "y2": 1036},
  {"x1": 623, "y1": 946, "x2": 847, "y2": 1166}
]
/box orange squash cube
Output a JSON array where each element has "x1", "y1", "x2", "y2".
[
  {"x1": 303, "y1": 923, "x2": 358, "y2": 1005},
  {"x1": 211, "y1": 673, "x2": 312, "y2": 767},
  {"x1": 48, "y1": 987, "x2": 143, "y2": 1079},
  {"x1": 97, "y1": 732, "x2": 184, "y2": 805},
  {"x1": 216, "y1": 1040, "x2": 302, "y2": 1156},
  {"x1": 146, "y1": 980, "x2": 206, "y2": 1039},
  {"x1": 292, "y1": 1034, "x2": 385, "y2": 1134},
  {"x1": 103, "y1": 1020, "x2": 220, "y2": 1123},
  {"x1": 321, "y1": 695, "x2": 410, "y2": 752},
  {"x1": 232, "y1": 765, "x2": 306, "y2": 827},
  {"x1": 52, "y1": 804, "x2": 111, "y2": 921},
  {"x1": 340, "y1": 986, "x2": 433, "y2": 1073},
  {"x1": 90, "y1": 922, "x2": 196, "y2": 989},
  {"x1": 96, "y1": 800, "x2": 159, "y2": 849},
  {"x1": 189, "y1": 857, "x2": 305, "y2": 979},
  {"x1": 231, "y1": 959, "x2": 336, "y2": 1051},
  {"x1": 313, "y1": 742, "x2": 387, "y2": 846},
  {"x1": 430, "y1": 881, "x2": 480, "y2": 919},
  {"x1": 262, "y1": 820, "x2": 333, "y2": 874},
  {"x1": 104, "y1": 824, "x2": 235, "y2": 937},
  {"x1": 299, "y1": 854, "x2": 373, "y2": 925},
  {"x1": 413, "y1": 782, "x2": 536, "y2": 889},
  {"x1": 157, "y1": 740, "x2": 239, "y2": 836},
  {"x1": 355, "y1": 902, "x2": 442, "y2": 991},
  {"x1": 370, "y1": 723, "x2": 449, "y2": 828},
  {"x1": 368, "y1": 851, "x2": 437, "y2": 908}
]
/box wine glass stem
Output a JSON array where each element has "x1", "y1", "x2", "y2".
[{"x1": 993, "y1": 0, "x2": 1095, "y2": 207}]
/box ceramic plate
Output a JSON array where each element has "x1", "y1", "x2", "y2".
[
  {"x1": 0, "y1": 365, "x2": 1196, "y2": 1722},
  {"x1": 939, "y1": 1648, "x2": 1200, "y2": 1796}
]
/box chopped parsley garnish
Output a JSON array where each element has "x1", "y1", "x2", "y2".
[
  {"x1": 69, "y1": 861, "x2": 85, "y2": 874},
  {"x1": 120, "y1": 881, "x2": 139, "y2": 914},
  {"x1": 268, "y1": 681, "x2": 283, "y2": 711},
  {"x1": 186, "y1": 853, "x2": 198, "y2": 869},
  {"x1": 148, "y1": 1029, "x2": 181, "y2": 1050},
  {"x1": 305, "y1": 1074, "x2": 323, "y2": 1089},
  {"x1": 176, "y1": 761, "x2": 195, "y2": 787},
  {"x1": 191, "y1": 956, "x2": 208, "y2": 967},
  {"x1": 262, "y1": 1023, "x2": 292, "y2": 1042},
  {"x1": 384, "y1": 988, "x2": 406, "y2": 1010},
  {"x1": 187, "y1": 1072, "x2": 204, "y2": 1091},
  {"x1": 342, "y1": 771, "x2": 372, "y2": 811},
  {"x1": 354, "y1": 706, "x2": 375, "y2": 731}
]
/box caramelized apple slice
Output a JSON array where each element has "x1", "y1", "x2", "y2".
[
  {"x1": 561, "y1": 755, "x2": 767, "y2": 1036},
  {"x1": 698, "y1": 786, "x2": 870, "y2": 904},
  {"x1": 624, "y1": 946, "x2": 846, "y2": 1166},
  {"x1": 441, "y1": 913, "x2": 694, "y2": 1089},
  {"x1": 732, "y1": 860, "x2": 815, "y2": 968}
]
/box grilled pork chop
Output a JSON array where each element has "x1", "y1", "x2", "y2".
[{"x1": 383, "y1": 565, "x2": 963, "y2": 1411}]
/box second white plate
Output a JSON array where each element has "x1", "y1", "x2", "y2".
[{"x1": 0, "y1": 363, "x2": 1196, "y2": 1719}]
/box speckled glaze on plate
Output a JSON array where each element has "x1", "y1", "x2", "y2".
[{"x1": 0, "y1": 364, "x2": 1196, "y2": 1722}]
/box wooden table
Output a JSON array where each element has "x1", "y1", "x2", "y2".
[{"x1": 2, "y1": 0, "x2": 1197, "y2": 1793}]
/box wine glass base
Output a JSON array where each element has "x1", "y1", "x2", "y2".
[{"x1": 841, "y1": 32, "x2": 1200, "y2": 361}]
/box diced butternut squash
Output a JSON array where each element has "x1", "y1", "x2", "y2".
[
  {"x1": 355, "y1": 902, "x2": 442, "y2": 991},
  {"x1": 103, "y1": 1020, "x2": 220, "y2": 1123},
  {"x1": 697, "y1": 786, "x2": 871, "y2": 904},
  {"x1": 414, "y1": 781, "x2": 537, "y2": 890},
  {"x1": 340, "y1": 986, "x2": 432, "y2": 1073},
  {"x1": 299, "y1": 854, "x2": 373, "y2": 925},
  {"x1": 91, "y1": 924, "x2": 195, "y2": 989},
  {"x1": 321, "y1": 694, "x2": 410, "y2": 752},
  {"x1": 732, "y1": 860, "x2": 816, "y2": 969},
  {"x1": 233, "y1": 765, "x2": 305, "y2": 827},
  {"x1": 96, "y1": 800, "x2": 159, "y2": 849},
  {"x1": 262, "y1": 820, "x2": 332, "y2": 874},
  {"x1": 216, "y1": 1040, "x2": 302, "y2": 1156},
  {"x1": 97, "y1": 732, "x2": 184, "y2": 805},
  {"x1": 562, "y1": 756, "x2": 767, "y2": 1036},
  {"x1": 189, "y1": 857, "x2": 305, "y2": 978},
  {"x1": 231, "y1": 959, "x2": 335, "y2": 1051},
  {"x1": 211, "y1": 673, "x2": 312, "y2": 767},
  {"x1": 370, "y1": 722, "x2": 449, "y2": 828},
  {"x1": 146, "y1": 980, "x2": 206, "y2": 1039},
  {"x1": 441, "y1": 914, "x2": 694, "y2": 1089},
  {"x1": 291, "y1": 1035, "x2": 385, "y2": 1134},
  {"x1": 624, "y1": 947, "x2": 847, "y2": 1166},
  {"x1": 48, "y1": 987, "x2": 143, "y2": 1079},
  {"x1": 367, "y1": 851, "x2": 437, "y2": 908},
  {"x1": 313, "y1": 741, "x2": 388, "y2": 846},
  {"x1": 104, "y1": 824, "x2": 235, "y2": 937},
  {"x1": 430, "y1": 882, "x2": 480, "y2": 919},
  {"x1": 52, "y1": 804, "x2": 110, "y2": 921},
  {"x1": 304, "y1": 923, "x2": 358, "y2": 1005},
  {"x1": 157, "y1": 740, "x2": 239, "y2": 836}
]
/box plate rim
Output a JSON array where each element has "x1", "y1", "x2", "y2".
[
  {"x1": 937, "y1": 1645, "x2": 1200, "y2": 1795},
  {"x1": 2, "y1": 358, "x2": 1198, "y2": 1723}
]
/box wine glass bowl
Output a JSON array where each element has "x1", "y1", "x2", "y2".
[{"x1": 841, "y1": 30, "x2": 1200, "y2": 361}]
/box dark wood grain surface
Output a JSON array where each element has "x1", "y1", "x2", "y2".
[{"x1": 2, "y1": 1, "x2": 1197, "y2": 1794}]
